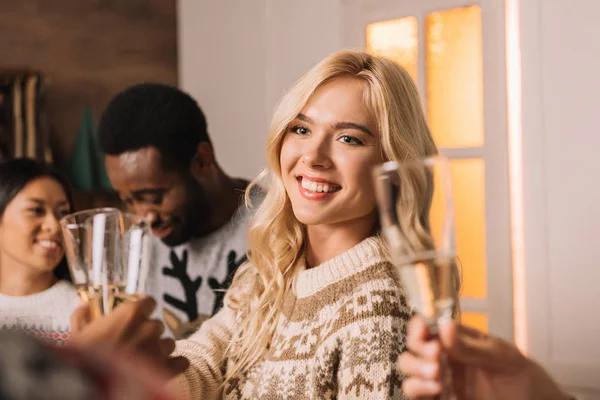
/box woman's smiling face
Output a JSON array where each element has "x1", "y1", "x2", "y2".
[{"x1": 280, "y1": 76, "x2": 381, "y2": 228}]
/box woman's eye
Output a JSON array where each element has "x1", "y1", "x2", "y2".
[
  {"x1": 28, "y1": 207, "x2": 45, "y2": 216},
  {"x1": 339, "y1": 135, "x2": 363, "y2": 146},
  {"x1": 57, "y1": 209, "x2": 71, "y2": 218},
  {"x1": 290, "y1": 126, "x2": 309, "y2": 135}
]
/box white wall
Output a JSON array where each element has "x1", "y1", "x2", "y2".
[
  {"x1": 178, "y1": 0, "x2": 268, "y2": 180},
  {"x1": 520, "y1": 0, "x2": 600, "y2": 397},
  {"x1": 265, "y1": 0, "x2": 345, "y2": 117},
  {"x1": 178, "y1": 0, "x2": 345, "y2": 180}
]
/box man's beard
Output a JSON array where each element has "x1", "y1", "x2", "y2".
[{"x1": 161, "y1": 178, "x2": 211, "y2": 247}]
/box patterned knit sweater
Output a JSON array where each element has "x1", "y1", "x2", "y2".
[
  {"x1": 173, "y1": 236, "x2": 410, "y2": 399},
  {"x1": 0, "y1": 280, "x2": 81, "y2": 346}
]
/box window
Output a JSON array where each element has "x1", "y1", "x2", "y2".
[{"x1": 367, "y1": 5, "x2": 488, "y2": 332}]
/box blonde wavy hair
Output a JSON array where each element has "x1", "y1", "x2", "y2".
[{"x1": 224, "y1": 50, "x2": 447, "y2": 383}]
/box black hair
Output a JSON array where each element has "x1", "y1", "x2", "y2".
[
  {"x1": 97, "y1": 83, "x2": 210, "y2": 171},
  {"x1": 0, "y1": 158, "x2": 74, "y2": 282}
]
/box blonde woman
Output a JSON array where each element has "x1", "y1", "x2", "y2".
[{"x1": 72, "y1": 50, "x2": 446, "y2": 399}]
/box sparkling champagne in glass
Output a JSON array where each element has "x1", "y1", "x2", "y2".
[
  {"x1": 105, "y1": 212, "x2": 151, "y2": 309},
  {"x1": 60, "y1": 209, "x2": 151, "y2": 318},
  {"x1": 83, "y1": 211, "x2": 151, "y2": 316},
  {"x1": 374, "y1": 155, "x2": 458, "y2": 399},
  {"x1": 60, "y1": 208, "x2": 121, "y2": 320}
]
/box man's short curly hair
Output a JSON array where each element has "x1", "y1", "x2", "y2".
[{"x1": 98, "y1": 83, "x2": 210, "y2": 171}]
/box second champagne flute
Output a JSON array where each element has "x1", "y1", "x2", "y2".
[{"x1": 373, "y1": 155, "x2": 459, "y2": 400}]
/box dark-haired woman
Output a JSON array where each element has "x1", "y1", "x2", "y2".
[{"x1": 0, "y1": 158, "x2": 81, "y2": 345}]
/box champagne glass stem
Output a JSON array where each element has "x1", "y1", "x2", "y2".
[
  {"x1": 428, "y1": 322, "x2": 457, "y2": 400},
  {"x1": 438, "y1": 349, "x2": 456, "y2": 400}
]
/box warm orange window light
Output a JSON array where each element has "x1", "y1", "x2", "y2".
[
  {"x1": 462, "y1": 311, "x2": 489, "y2": 333},
  {"x1": 366, "y1": 17, "x2": 418, "y2": 81},
  {"x1": 426, "y1": 5, "x2": 484, "y2": 148},
  {"x1": 429, "y1": 159, "x2": 487, "y2": 299}
]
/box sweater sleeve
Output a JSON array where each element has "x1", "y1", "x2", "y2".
[
  {"x1": 168, "y1": 264, "x2": 259, "y2": 400},
  {"x1": 169, "y1": 303, "x2": 236, "y2": 400}
]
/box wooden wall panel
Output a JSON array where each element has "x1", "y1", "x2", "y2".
[{"x1": 0, "y1": 0, "x2": 177, "y2": 170}]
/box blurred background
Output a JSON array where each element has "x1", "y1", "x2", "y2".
[{"x1": 0, "y1": 0, "x2": 598, "y2": 397}]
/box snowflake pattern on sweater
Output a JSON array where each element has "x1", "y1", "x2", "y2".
[{"x1": 173, "y1": 237, "x2": 411, "y2": 400}]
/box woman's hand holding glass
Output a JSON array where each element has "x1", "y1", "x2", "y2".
[{"x1": 69, "y1": 296, "x2": 189, "y2": 378}]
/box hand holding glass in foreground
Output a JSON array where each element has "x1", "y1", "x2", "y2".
[
  {"x1": 397, "y1": 316, "x2": 573, "y2": 400},
  {"x1": 70, "y1": 296, "x2": 189, "y2": 378}
]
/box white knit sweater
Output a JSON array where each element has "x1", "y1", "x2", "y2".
[{"x1": 0, "y1": 280, "x2": 81, "y2": 346}]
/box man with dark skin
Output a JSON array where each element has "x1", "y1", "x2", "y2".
[{"x1": 98, "y1": 83, "x2": 257, "y2": 339}]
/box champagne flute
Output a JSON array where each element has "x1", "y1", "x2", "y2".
[
  {"x1": 60, "y1": 209, "x2": 151, "y2": 318},
  {"x1": 373, "y1": 155, "x2": 458, "y2": 400},
  {"x1": 60, "y1": 208, "x2": 121, "y2": 320},
  {"x1": 89, "y1": 211, "x2": 151, "y2": 311}
]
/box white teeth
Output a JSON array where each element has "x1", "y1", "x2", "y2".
[
  {"x1": 301, "y1": 178, "x2": 338, "y2": 193},
  {"x1": 38, "y1": 240, "x2": 58, "y2": 249}
]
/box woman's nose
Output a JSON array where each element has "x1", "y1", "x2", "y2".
[
  {"x1": 302, "y1": 136, "x2": 332, "y2": 169},
  {"x1": 43, "y1": 213, "x2": 61, "y2": 234}
]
